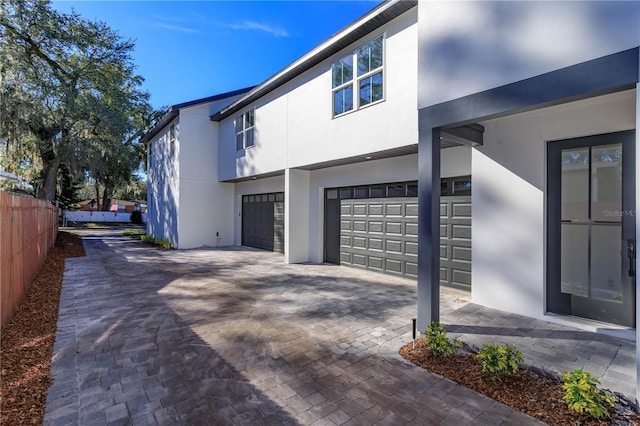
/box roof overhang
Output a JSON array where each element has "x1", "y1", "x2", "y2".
[
  {"x1": 210, "y1": 0, "x2": 417, "y2": 123},
  {"x1": 140, "y1": 86, "x2": 255, "y2": 145}
]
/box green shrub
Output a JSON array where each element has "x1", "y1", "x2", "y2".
[
  {"x1": 562, "y1": 370, "x2": 614, "y2": 419},
  {"x1": 123, "y1": 230, "x2": 145, "y2": 239},
  {"x1": 423, "y1": 321, "x2": 459, "y2": 357},
  {"x1": 476, "y1": 343, "x2": 523, "y2": 380},
  {"x1": 141, "y1": 235, "x2": 173, "y2": 249},
  {"x1": 130, "y1": 210, "x2": 144, "y2": 225}
]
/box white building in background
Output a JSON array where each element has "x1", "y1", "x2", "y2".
[{"x1": 143, "y1": 0, "x2": 640, "y2": 400}]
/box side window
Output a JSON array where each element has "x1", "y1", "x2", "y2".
[
  {"x1": 235, "y1": 110, "x2": 255, "y2": 151},
  {"x1": 169, "y1": 124, "x2": 175, "y2": 158}
]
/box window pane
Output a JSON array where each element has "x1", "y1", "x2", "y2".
[
  {"x1": 440, "y1": 181, "x2": 449, "y2": 196},
  {"x1": 245, "y1": 128, "x2": 254, "y2": 148},
  {"x1": 358, "y1": 36, "x2": 383, "y2": 74},
  {"x1": 561, "y1": 148, "x2": 589, "y2": 221},
  {"x1": 245, "y1": 110, "x2": 254, "y2": 128},
  {"x1": 326, "y1": 189, "x2": 338, "y2": 200},
  {"x1": 359, "y1": 72, "x2": 383, "y2": 106},
  {"x1": 591, "y1": 224, "x2": 622, "y2": 302},
  {"x1": 561, "y1": 223, "x2": 589, "y2": 296},
  {"x1": 370, "y1": 186, "x2": 385, "y2": 198},
  {"x1": 354, "y1": 187, "x2": 368, "y2": 198},
  {"x1": 332, "y1": 56, "x2": 353, "y2": 88},
  {"x1": 387, "y1": 184, "x2": 404, "y2": 197},
  {"x1": 235, "y1": 117, "x2": 243, "y2": 133},
  {"x1": 591, "y1": 144, "x2": 622, "y2": 222},
  {"x1": 236, "y1": 133, "x2": 244, "y2": 151},
  {"x1": 453, "y1": 178, "x2": 471, "y2": 195},
  {"x1": 333, "y1": 86, "x2": 353, "y2": 116},
  {"x1": 406, "y1": 183, "x2": 418, "y2": 197},
  {"x1": 339, "y1": 188, "x2": 353, "y2": 199}
]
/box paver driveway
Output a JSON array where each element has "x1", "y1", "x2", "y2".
[{"x1": 44, "y1": 228, "x2": 543, "y2": 425}]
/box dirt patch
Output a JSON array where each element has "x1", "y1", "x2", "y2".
[
  {"x1": 1, "y1": 231, "x2": 85, "y2": 425},
  {"x1": 400, "y1": 339, "x2": 639, "y2": 425}
]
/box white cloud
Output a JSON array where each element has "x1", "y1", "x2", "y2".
[
  {"x1": 224, "y1": 20, "x2": 289, "y2": 38},
  {"x1": 157, "y1": 22, "x2": 204, "y2": 35}
]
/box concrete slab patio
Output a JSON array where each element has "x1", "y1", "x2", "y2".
[{"x1": 43, "y1": 228, "x2": 634, "y2": 425}]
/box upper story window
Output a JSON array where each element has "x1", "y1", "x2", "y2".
[
  {"x1": 332, "y1": 35, "x2": 384, "y2": 117},
  {"x1": 169, "y1": 124, "x2": 175, "y2": 157},
  {"x1": 235, "y1": 110, "x2": 255, "y2": 151}
]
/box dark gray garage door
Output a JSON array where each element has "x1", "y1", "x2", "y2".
[
  {"x1": 324, "y1": 178, "x2": 471, "y2": 290},
  {"x1": 242, "y1": 192, "x2": 284, "y2": 253}
]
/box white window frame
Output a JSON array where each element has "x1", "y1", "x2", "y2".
[
  {"x1": 331, "y1": 34, "x2": 384, "y2": 118},
  {"x1": 235, "y1": 109, "x2": 255, "y2": 151}
]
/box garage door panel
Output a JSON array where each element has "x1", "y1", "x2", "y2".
[
  {"x1": 452, "y1": 245, "x2": 472, "y2": 261},
  {"x1": 452, "y1": 224, "x2": 471, "y2": 239},
  {"x1": 369, "y1": 221, "x2": 383, "y2": 233},
  {"x1": 385, "y1": 239, "x2": 403, "y2": 254},
  {"x1": 368, "y1": 238, "x2": 383, "y2": 251},
  {"x1": 385, "y1": 258, "x2": 403, "y2": 274},
  {"x1": 353, "y1": 236, "x2": 367, "y2": 248},
  {"x1": 353, "y1": 221, "x2": 367, "y2": 232},
  {"x1": 352, "y1": 253, "x2": 367, "y2": 266},
  {"x1": 353, "y1": 204, "x2": 367, "y2": 216},
  {"x1": 405, "y1": 241, "x2": 418, "y2": 255},
  {"x1": 385, "y1": 204, "x2": 403, "y2": 216},
  {"x1": 369, "y1": 256, "x2": 384, "y2": 270},
  {"x1": 368, "y1": 204, "x2": 384, "y2": 216},
  {"x1": 405, "y1": 262, "x2": 418, "y2": 277},
  {"x1": 385, "y1": 222, "x2": 402, "y2": 234}
]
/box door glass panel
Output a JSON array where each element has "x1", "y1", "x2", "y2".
[
  {"x1": 591, "y1": 224, "x2": 622, "y2": 302},
  {"x1": 591, "y1": 144, "x2": 622, "y2": 222},
  {"x1": 561, "y1": 148, "x2": 589, "y2": 221},
  {"x1": 561, "y1": 223, "x2": 588, "y2": 296}
]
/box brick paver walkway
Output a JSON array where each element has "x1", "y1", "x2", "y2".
[{"x1": 43, "y1": 228, "x2": 634, "y2": 425}]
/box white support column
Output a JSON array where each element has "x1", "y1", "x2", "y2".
[
  {"x1": 635, "y1": 82, "x2": 640, "y2": 404},
  {"x1": 285, "y1": 168, "x2": 310, "y2": 264}
]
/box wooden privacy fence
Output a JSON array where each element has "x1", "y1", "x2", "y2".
[{"x1": 1, "y1": 192, "x2": 58, "y2": 326}]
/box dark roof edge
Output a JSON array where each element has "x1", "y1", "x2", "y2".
[
  {"x1": 210, "y1": 0, "x2": 417, "y2": 122},
  {"x1": 141, "y1": 86, "x2": 255, "y2": 144}
]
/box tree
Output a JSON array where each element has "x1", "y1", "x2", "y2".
[{"x1": 0, "y1": 0, "x2": 155, "y2": 202}]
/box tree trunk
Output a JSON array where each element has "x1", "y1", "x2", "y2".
[
  {"x1": 95, "y1": 182, "x2": 101, "y2": 211},
  {"x1": 101, "y1": 188, "x2": 111, "y2": 212},
  {"x1": 36, "y1": 156, "x2": 60, "y2": 201}
]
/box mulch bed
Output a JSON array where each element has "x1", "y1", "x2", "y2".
[
  {"x1": 400, "y1": 340, "x2": 639, "y2": 425},
  {"x1": 0, "y1": 231, "x2": 85, "y2": 426}
]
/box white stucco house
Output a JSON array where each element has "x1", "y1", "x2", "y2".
[{"x1": 142, "y1": 0, "x2": 640, "y2": 400}]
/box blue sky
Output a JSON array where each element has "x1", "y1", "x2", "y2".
[{"x1": 52, "y1": 1, "x2": 383, "y2": 110}]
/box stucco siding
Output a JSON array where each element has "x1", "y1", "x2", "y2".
[
  {"x1": 177, "y1": 104, "x2": 235, "y2": 248},
  {"x1": 218, "y1": 8, "x2": 418, "y2": 182},
  {"x1": 418, "y1": 1, "x2": 640, "y2": 108},
  {"x1": 146, "y1": 119, "x2": 179, "y2": 247},
  {"x1": 472, "y1": 89, "x2": 636, "y2": 319}
]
